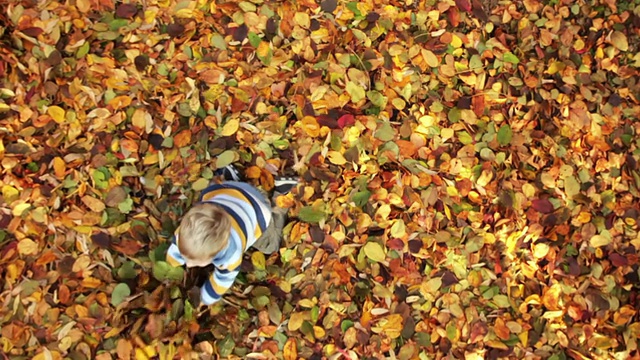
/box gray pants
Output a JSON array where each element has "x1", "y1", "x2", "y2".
[{"x1": 251, "y1": 189, "x2": 289, "y2": 254}]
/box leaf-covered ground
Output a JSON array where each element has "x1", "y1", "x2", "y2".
[{"x1": 2, "y1": 0, "x2": 640, "y2": 358}]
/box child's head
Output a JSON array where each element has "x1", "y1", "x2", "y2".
[{"x1": 178, "y1": 202, "x2": 231, "y2": 267}]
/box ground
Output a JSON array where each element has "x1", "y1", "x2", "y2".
[{"x1": 1, "y1": 0, "x2": 640, "y2": 359}]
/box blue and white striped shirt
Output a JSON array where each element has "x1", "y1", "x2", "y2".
[{"x1": 166, "y1": 182, "x2": 272, "y2": 305}]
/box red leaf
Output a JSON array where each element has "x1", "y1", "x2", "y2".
[
  {"x1": 531, "y1": 199, "x2": 554, "y2": 213},
  {"x1": 454, "y1": 0, "x2": 472, "y2": 12},
  {"x1": 338, "y1": 114, "x2": 355, "y2": 129},
  {"x1": 609, "y1": 253, "x2": 628, "y2": 267}
]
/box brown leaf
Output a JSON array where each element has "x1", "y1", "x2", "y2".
[
  {"x1": 116, "y1": 4, "x2": 138, "y2": 18},
  {"x1": 105, "y1": 186, "x2": 127, "y2": 207},
  {"x1": 116, "y1": 338, "x2": 133, "y2": 360}
]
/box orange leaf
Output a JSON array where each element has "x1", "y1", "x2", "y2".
[
  {"x1": 396, "y1": 140, "x2": 417, "y2": 158},
  {"x1": 246, "y1": 166, "x2": 261, "y2": 179},
  {"x1": 52, "y1": 156, "x2": 66, "y2": 178},
  {"x1": 35, "y1": 250, "x2": 58, "y2": 266},
  {"x1": 494, "y1": 317, "x2": 510, "y2": 340},
  {"x1": 173, "y1": 129, "x2": 192, "y2": 148},
  {"x1": 120, "y1": 139, "x2": 139, "y2": 154},
  {"x1": 81, "y1": 276, "x2": 103, "y2": 288},
  {"x1": 108, "y1": 95, "x2": 132, "y2": 110}
]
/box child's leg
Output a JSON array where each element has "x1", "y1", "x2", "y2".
[
  {"x1": 252, "y1": 207, "x2": 287, "y2": 254},
  {"x1": 252, "y1": 177, "x2": 299, "y2": 254}
]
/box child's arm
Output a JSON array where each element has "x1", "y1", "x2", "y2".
[
  {"x1": 200, "y1": 266, "x2": 240, "y2": 305},
  {"x1": 166, "y1": 232, "x2": 186, "y2": 267}
]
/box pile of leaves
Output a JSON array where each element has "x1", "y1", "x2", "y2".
[{"x1": 2, "y1": 0, "x2": 640, "y2": 358}]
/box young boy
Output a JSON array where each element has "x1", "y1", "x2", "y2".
[{"x1": 166, "y1": 165, "x2": 297, "y2": 306}]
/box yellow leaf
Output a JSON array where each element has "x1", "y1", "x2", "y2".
[
  {"x1": 327, "y1": 151, "x2": 346, "y2": 165},
  {"x1": 12, "y1": 202, "x2": 31, "y2": 216},
  {"x1": 298, "y1": 298, "x2": 315, "y2": 308},
  {"x1": 294, "y1": 12, "x2": 310, "y2": 28},
  {"x1": 300, "y1": 116, "x2": 320, "y2": 137},
  {"x1": 532, "y1": 243, "x2": 549, "y2": 259},
  {"x1": 81, "y1": 276, "x2": 103, "y2": 288},
  {"x1": 379, "y1": 314, "x2": 403, "y2": 339},
  {"x1": 174, "y1": 8, "x2": 194, "y2": 18},
  {"x1": 47, "y1": 105, "x2": 66, "y2": 123},
  {"x1": 363, "y1": 242, "x2": 386, "y2": 262},
  {"x1": 590, "y1": 235, "x2": 611, "y2": 248},
  {"x1": 390, "y1": 220, "x2": 406, "y2": 238},
  {"x1": 251, "y1": 251, "x2": 266, "y2": 270},
  {"x1": 283, "y1": 338, "x2": 298, "y2": 360},
  {"x1": 450, "y1": 34, "x2": 462, "y2": 48},
  {"x1": 2, "y1": 185, "x2": 19, "y2": 203},
  {"x1": 288, "y1": 312, "x2": 305, "y2": 331},
  {"x1": 18, "y1": 238, "x2": 39, "y2": 256},
  {"x1": 52, "y1": 156, "x2": 66, "y2": 178},
  {"x1": 313, "y1": 326, "x2": 326, "y2": 338},
  {"x1": 192, "y1": 178, "x2": 210, "y2": 191},
  {"x1": 220, "y1": 119, "x2": 240, "y2": 137},
  {"x1": 72, "y1": 254, "x2": 92, "y2": 272},
  {"x1": 610, "y1": 31, "x2": 628, "y2": 51},
  {"x1": 131, "y1": 108, "x2": 148, "y2": 131},
  {"x1": 33, "y1": 350, "x2": 62, "y2": 360},
  {"x1": 422, "y1": 49, "x2": 439, "y2": 67},
  {"x1": 440, "y1": 128, "x2": 454, "y2": 141},
  {"x1": 135, "y1": 348, "x2": 150, "y2": 360}
]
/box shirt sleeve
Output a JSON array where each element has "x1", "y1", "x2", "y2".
[
  {"x1": 166, "y1": 236, "x2": 186, "y2": 267},
  {"x1": 200, "y1": 266, "x2": 240, "y2": 305}
]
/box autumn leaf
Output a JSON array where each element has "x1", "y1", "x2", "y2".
[{"x1": 3, "y1": 0, "x2": 638, "y2": 358}]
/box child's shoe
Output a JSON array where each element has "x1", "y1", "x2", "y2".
[
  {"x1": 215, "y1": 165, "x2": 243, "y2": 181},
  {"x1": 273, "y1": 176, "x2": 298, "y2": 195}
]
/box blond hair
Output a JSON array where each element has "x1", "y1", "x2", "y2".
[{"x1": 178, "y1": 202, "x2": 231, "y2": 261}]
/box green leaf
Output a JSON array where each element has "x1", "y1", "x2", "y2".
[
  {"x1": 152, "y1": 261, "x2": 185, "y2": 282},
  {"x1": 211, "y1": 33, "x2": 227, "y2": 50},
  {"x1": 374, "y1": 122, "x2": 395, "y2": 142},
  {"x1": 248, "y1": 32, "x2": 261, "y2": 48},
  {"x1": 352, "y1": 190, "x2": 371, "y2": 208},
  {"x1": 367, "y1": 90, "x2": 387, "y2": 108},
  {"x1": 564, "y1": 175, "x2": 580, "y2": 199},
  {"x1": 111, "y1": 283, "x2": 131, "y2": 306},
  {"x1": 218, "y1": 335, "x2": 236, "y2": 358},
  {"x1": 492, "y1": 294, "x2": 510, "y2": 308},
  {"x1": 76, "y1": 41, "x2": 90, "y2": 59},
  {"x1": 109, "y1": 18, "x2": 129, "y2": 31},
  {"x1": 298, "y1": 206, "x2": 326, "y2": 224},
  {"x1": 497, "y1": 124, "x2": 512, "y2": 146},
  {"x1": 118, "y1": 197, "x2": 134, "y2": 214},
  {"x1": 117, "y1": 261, "x2": 137, "y2": 280},
  {"x1": 448, "y1": 108, "x2": 461, "y2": 123},
  {"x1": 216, "y1": 150, "x2": 238, "y2": 168},
  {"x1": 341, "y1": 319, "x2": 354, "y2": 332},
  {"x1": 346, "y1": 81, "x2": 366, "y2": 103},
  {"x1": 503, "y1": 52, "x2": 520, "y2": 64},
  {"x1": 363, "y1": 242, "x2": 386, "y2": 262}
]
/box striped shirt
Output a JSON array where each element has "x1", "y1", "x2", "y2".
[{"x1": 166, "y1": 181, "x2": 272, "y2": 305}]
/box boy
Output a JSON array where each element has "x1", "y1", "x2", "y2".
[{"x1": 166, "y1": 165, "x2": 297, "y2": 306}]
